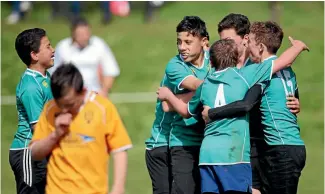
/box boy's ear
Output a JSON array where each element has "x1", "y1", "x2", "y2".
[
  {"x1": 30, "y1": 51, "x2": 39, "y2": 62},
  {"x1": 260, "y1": 43, "x2": 267, "y2": 53},
  {"x1": 242, "y1": 34, "x2": 249, "y2": 47},
  {"x1": 201, "y1": 37, "x2": 208, "y2": 46}
]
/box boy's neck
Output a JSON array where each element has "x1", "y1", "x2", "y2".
[
  {"x1": 261, "y1": 51, "x2": 276, "y2": 62},
  {"x1": 28, "y1": 63, "x2": 46, "y2": 76},
  {"x1": 237, "y1": 49, "x2": 250, "y2": 68},
  {"x1": 191, "y1": 51, "x2": 205, "y2": 68}
]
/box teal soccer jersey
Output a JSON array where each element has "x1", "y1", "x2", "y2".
[
  {"x1": 260, "y1": 56, "x2": 304, "y2": 145},
  {"x1": 10, "y1": 69, "x2": 53, "y2": 149},
  {"x1": 145, "y1": 74, "x2": 176, "y2": 149},
  {"x1": 166, "y1": 51, "x2": 211, "y2": 147},
  {"x1": 188, "y1": 62, "x2": 273, "y2": 165}
]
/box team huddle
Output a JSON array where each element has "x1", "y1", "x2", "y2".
[{"x1": 145, "y1": 14, "x2": 308, "y2": 194}]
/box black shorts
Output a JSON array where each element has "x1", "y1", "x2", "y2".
[
  {"x1": 257, "y1": 145, "x2": 306, "y2": 194},
  {"x1": 250, "y1": 139, "x2": 269, "y2": 193},
  {"x1": 145, "y1": 146, "x2": 172, "y2": 194},
  {"x1": 9, "y1": 149, "x2": 47, "y2": 194},
  {"x1": 170, "y1": 146, "x2": 201, "y2": 194}
]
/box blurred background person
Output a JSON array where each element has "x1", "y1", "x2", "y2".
[
  {"x1": 144, "y1": 1, "x2": 164, "y2": 23},
  {"x1": 6, "y1": 1, "x2": 32, "y2": 25},
  {"x1": 50, "y1": 1, "x2": 113, "y2": 24},
  {"x1": 49, "y1": 17, "x2": 120, "y2": 97}
]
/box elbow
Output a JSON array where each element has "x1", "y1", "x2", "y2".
[
  {"x1": 30, "y1": 150, "x2": 44, "y2": 161},
  {"x1": 242, "y1": 104, "x2": 254, "y2": 113},
  {"x1": 181, "y1": 112, "x2": 191, "y2": 119},
  {"x1": 29, "y1": 143, "x2": 45, "y2": 161},
  {"x1": 243, "y1": 106, "x2": 252, "y2": 112},
  {"x1": 286, "y1": 62, "x2": 293, "y2": 68}
]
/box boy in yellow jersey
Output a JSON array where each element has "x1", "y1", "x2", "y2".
[{"x1": 29, "y1": 63, "x2": 132, "y2": 194}]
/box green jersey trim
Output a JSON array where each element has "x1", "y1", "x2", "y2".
[
  {"x1": 177, "y1": 75, "x2": 196, "y2": 91},
  {"x1": 230, "y1": 68, "x2": 250, "y2": 88},
  {"x1": 264, "y1": 93, "x2": 285, "y2": 144},
  {"x1": 150, "y1": 74, "x2": 169, "y2": 149}
]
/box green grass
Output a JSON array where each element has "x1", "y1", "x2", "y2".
[{"x1": 1, "y1": 1, "x2": 324, "y2": 194}]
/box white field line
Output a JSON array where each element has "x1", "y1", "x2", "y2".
[{"x1": 1, "y1": 92, "x2": 157, "y2": 105}]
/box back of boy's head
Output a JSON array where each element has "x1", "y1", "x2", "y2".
[
  {"x1": 15, "y1": 28, "x2": 46, "y2": 66},
  {"x1": 218, "y1": 13, "x2": 250, "y2": 37},
  {"x1": 250, "y1": 21, "x2": 284, "y2": 54},
  {"x1": 51, "y1": 63, "x2": 84, "y2": 100},
  {"x1": 176, "y1": 16, "x2": 209, "y2": 40},
  {"x1": 209, "y1": 39, "x2": 238, "y2": 70}
]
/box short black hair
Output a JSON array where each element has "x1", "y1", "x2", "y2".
[
  {"x1": 176, "y1": 16, "x2": 209, "y2": 40},
  {"x1": 51, "y1": 63, "x2": 84, "y2": 100},
  {"x1": 15, "y1": 28, "x2": 46, "y2": 66},
  {"x1": 218, "y1": 13, "x2": 250, "y2": 38},
  {"x1": 71, "y1": 17, "x2": 89, "y2": 32}
]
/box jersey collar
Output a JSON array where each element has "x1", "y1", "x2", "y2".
[
  {"x1": 262, "y1": 55, "x2": 277, "y2": 62},
  {"x1": 26, "y1": 68, "x2": 48, "y2": 78}
]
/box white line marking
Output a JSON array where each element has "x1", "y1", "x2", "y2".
[{"x1": 1, "y1": 92, "x2": 158, "y2": 105}]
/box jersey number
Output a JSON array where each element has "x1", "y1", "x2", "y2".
[
  {"x1": 214, "y1": 84, "x2": 226, "y2": 107},
  {"x1": 276, "y1": 70, "x2": 294, "y2": 96}
]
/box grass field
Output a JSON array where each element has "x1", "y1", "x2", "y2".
[{"x1": 1, "y1": 1, "x2": 324, "y2": 194}]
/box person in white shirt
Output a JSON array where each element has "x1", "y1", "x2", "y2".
[{"x1": 49, "y1": 17, "x2": 120, "y2": 97}]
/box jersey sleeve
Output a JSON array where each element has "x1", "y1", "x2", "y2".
[
  {"x1": 188, "y1": 84, "x2": 203, "y2": 117},
  {"x1": 31, "y1": 103, "x2": 51, "y2": 142},
  {"x1": 240, "y1": 60, "x2": 274, "y2": 87},
  {"x1": 98, "y1": 38, "x2": 120, "y2": 77},
  {"x1": 20, "y1": 83, "x2": 44, "y2": 125},
  {"x1": 106, "y1": 102, "x2": 133, "y2": 153},
  {"x1": 165, "y1": 60, "x2": 194, "y2": 93}
]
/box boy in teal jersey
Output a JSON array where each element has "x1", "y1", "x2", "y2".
[
  {"x1": 145, "y1": 16, "x2": 210, "y2": 194},
  {"x1": 247, "y1": 21, "x2": 306, "y2": 194},
  {"x1": 9, "y1": 28, "x2": 55, "y2": 194},
  {"x1": 205, "y1": 13, "x2": 301, "y2": 194},
  {"x1": 206, "y1": 21, "x2": 308, "y2": 194},
  {"x1": 157, "y1": 36, "x2": 308, "y2": 193}
]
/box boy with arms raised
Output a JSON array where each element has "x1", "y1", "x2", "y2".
[
  {"x1": 207, "y1": 21, "x2": 307, "y2": 194},
  {"x1": 145, "y1": 16, "x2": 210, "y2": 194},
  {"x1": 157, "y1": 34, "x2": 308, "y2": 193},
  {"x1": 208, "y1": 14, "x2": 301, "y2": 194},
  {"x1": 9, "y1": 28, "x2": 55, "y2": 194}
]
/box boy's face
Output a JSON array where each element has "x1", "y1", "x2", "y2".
[
  {"x1": 219, "y1": 28, "x2": 247, "y2": 58},
  {"x1": 56, "y1": 88, "x2": 85, "y2": 115},
  {"x1": 35, "y1": 36, "x2": 55, "y2": 69},
  {"x1": 177, "y1": 32, "x2": 205, "y2": 63},
  {"x1": 248, "y1": 33, "x2": 262, "y2": 63}
]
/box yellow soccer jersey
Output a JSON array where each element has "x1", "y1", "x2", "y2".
[{"x1": 31, "y1": 91, "x2": 132, "y2": 194}]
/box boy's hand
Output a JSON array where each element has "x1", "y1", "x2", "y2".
[
  {"x1": 202, "y1": 106, "x2": 211, "y2": 124},
  {"x1": 289, "y1": 36, "x2": 309, "y2": 52},
  {"x1": 286, "y1": 95, "x2": 300, "y2": 114},
  {"x1": 156, "y1": 87, "x2": 172, "y2": 101},
  {"x1": 54, "y1": 113, "x2": 72, "y2": 139}
]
